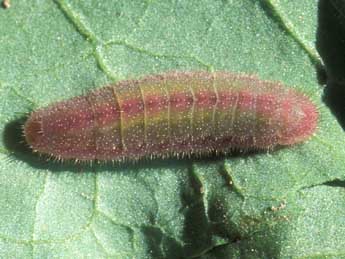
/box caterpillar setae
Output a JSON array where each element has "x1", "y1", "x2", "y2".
[{"x1": 24, "y1": 71, "x2": 318, "y2": 162}]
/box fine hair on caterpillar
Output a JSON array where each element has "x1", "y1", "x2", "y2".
[{"x1": 23, "y1": 71, "x2": 318, "y2": 162}]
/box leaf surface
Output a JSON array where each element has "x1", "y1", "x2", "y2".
[{"x1": 0, "y1": 1, "x2": 344, "y2": 258}]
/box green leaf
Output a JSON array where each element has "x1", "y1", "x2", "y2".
[{"x1": 0, "y1": 0, "x2": 344, "y2": 258}]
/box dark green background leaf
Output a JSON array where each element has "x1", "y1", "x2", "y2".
[{"x1": 0, "y1": 0, "x2": 345, "y2": 258}]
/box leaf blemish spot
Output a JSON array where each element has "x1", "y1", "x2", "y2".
[{"x1": 2, "y1": 0, "x2": 10, "y2": 9}]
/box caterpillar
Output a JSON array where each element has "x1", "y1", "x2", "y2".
[{"x1": 23, "y1": 71, "x2": 318, "y2": 162}]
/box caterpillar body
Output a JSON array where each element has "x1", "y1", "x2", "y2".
[{"x1": 24, "y1": 71, "x2": 318, "y2": 161}]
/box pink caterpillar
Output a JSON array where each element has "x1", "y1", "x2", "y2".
[{"x1": 24, "y1": 71, "x2": 318, "y2": 161}]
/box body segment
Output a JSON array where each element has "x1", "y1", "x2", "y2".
[{"x1": 24, "y1": 71, "x2": 318, "y2": 161}]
